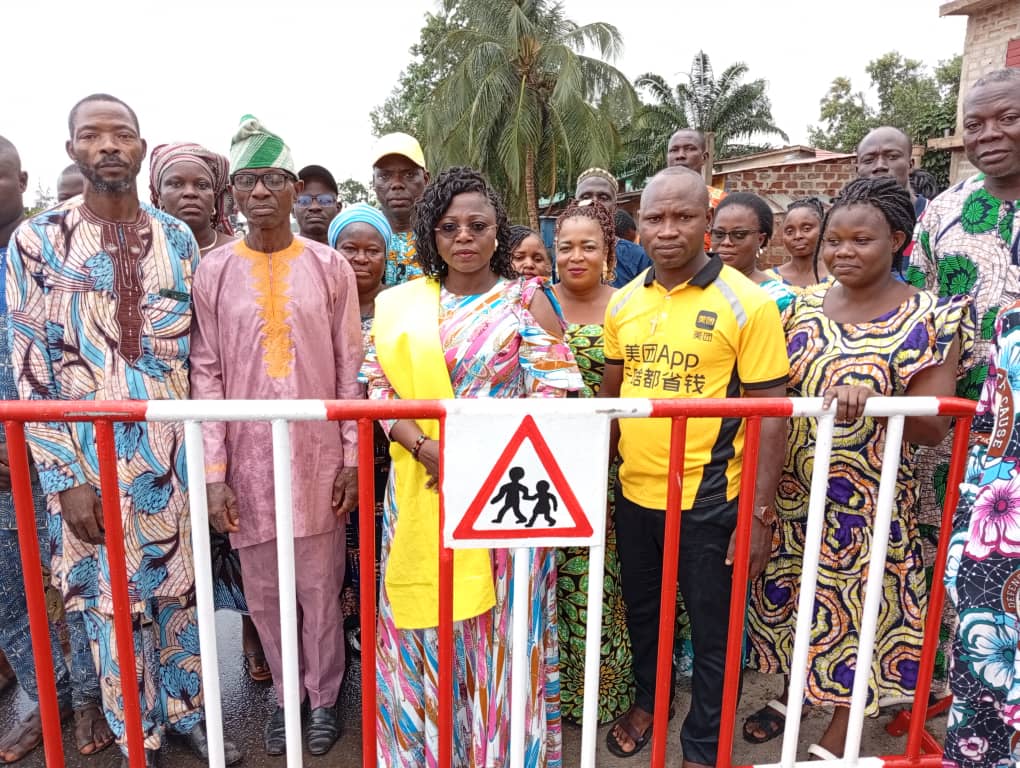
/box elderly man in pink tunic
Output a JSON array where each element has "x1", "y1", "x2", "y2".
[{"x1": 189, "y1": 116, "x2": 361, "y2": 758}]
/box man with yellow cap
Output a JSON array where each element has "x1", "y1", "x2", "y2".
[
  {"x1": 190, "y1": 115, "x2": 362, "y2": 757},
  {"x1": 370, "y1": 132, "x2": 429, "y2": 285}
]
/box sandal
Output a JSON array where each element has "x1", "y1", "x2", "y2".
[
  {"x1": 808, "y1": 743, "x2": 840, "y2": 761},
  {"x1": 74, "y1": 703, "x2": 115, "y2": 756},
  {"x1": 605, "y1": 704, "x2": 674, "y2": 759},
  {"x1": 243, "y1": 650, "x2": 272, "y2": 683},
  {"x1": 743, "y1": 698, "x2": 805, "y2": 744},
  {"x1": 0, "y1": 704, "x2": 71, "y2": 764}
]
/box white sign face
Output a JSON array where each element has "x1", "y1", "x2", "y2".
[{"x1": 442, "y1": 411, "x2": 609, "y2": 549}]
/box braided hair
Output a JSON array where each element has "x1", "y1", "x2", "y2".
[
  {"x1": 715, "y1": 192, "x2": 774, "y2": 246},
  {"x1": 815, "y1": 177, "x2": 916, "y2": 277},
  {"x1": 412, "y1": 166, "x2": 515, "y2": 280},
  {"x1": 507, "y1": 224, "x2": 538, "y2": 254},
  {"x1": 554, "y1": 198, "x2": 618, "y2": 279},
  {"x1": 786, "y1": 196, "x2": 825, "y2": 223}
]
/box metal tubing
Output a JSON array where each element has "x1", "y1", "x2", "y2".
[
  {"x1": 844, "y1": 415, "x2": 907, "y2": 764},
  {"x1": 781, "y1": 413, "x2": 836, "y2": 768},
  {"x1": 717, "y1": 417, "x2": 763, "y2": 768},
  {"x1": 509, "y1": 548, "x2": 530, "y2": 768},
  {"x1": 579, "y1": 540, "x2": 606, "y2": 768},
  {"x1": 438, "y1": 416, "x2": 454, "y2": 768},
  {"x1": 95, "y1": 420, "x2": 147, "y2": 768},
  {"x1": 904, "y1": 415, "x2": 974, "y2": 759},
  {"x1": 270, "y1": 420, "x2": 302, "y2": 767},
  {"x1": 5, "y1": 422, "x2": 65, "y2": 768},
  {"x1": 358, "y1": 419, "x2": 379, "y2": 768},
  {"x1": 183, "y1": 421, "x2": 224, "y2": 768},
  {"x1": 649, "y1": 417, "x2": 687, "y2": 768}
]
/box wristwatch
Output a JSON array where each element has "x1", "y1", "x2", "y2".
[{"x1": 753, "y1": 504, "x2": 778, "y2": 526}]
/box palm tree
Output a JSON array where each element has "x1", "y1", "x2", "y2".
[
  {"x1": 423, "y1": 0, "x2": 636, "y2": 228},
  {"x1": 623, "y1": 51, "x2": 788, "y2": 185}
]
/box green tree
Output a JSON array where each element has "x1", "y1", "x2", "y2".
[
  {"x1": 622, "y1": 52, "x2": 788, "y2": 187},
  {"x1": 807, "y1": 77, "x2": 877, "y2": 152},
  {"x1": 423, "y1": 0, "x2": 636, "y2": 228},
  {"x1": 337, "y1": 178, "x2": 375, "y2": 206},
  {"x1": 370, "y1": 9, "x2": 465, "y2": 139},
  {"x1": 807, "y1": 53, "x2": 962, "y2": 187}
]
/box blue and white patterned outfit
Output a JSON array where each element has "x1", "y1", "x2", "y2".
[{"x1": 5, "y1": 199, "x2": 205, "y2": 751}]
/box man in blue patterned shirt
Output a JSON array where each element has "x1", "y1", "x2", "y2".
[{"x1": 0, "y1": 135, "x2": 112, "y2": 762}]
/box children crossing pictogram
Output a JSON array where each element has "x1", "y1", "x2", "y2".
[{"x1": 448, "y1": 414, "x2": 595, "y2": 546}]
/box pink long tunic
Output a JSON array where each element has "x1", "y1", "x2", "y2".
[{"x1": 190, "y1": 237, "x2": 362, "y2": 549}]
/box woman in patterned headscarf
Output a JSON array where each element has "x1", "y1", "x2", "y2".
[
  {"x1": 147, "y1": 143, "x2": 271, "y2": 681},
  {"x1": 149, "y1": 142, "x2": 235, "y2": 255}
]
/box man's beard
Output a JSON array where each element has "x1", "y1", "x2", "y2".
[{"x1": 77, "y1": 161, "x2": 138, "y2": 194}]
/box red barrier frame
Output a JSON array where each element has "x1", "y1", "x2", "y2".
[{"x1": 2, "y1": 396, "x2": 976, "y2": 768}]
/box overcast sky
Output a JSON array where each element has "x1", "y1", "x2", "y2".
[{"x1": 5, "y1": 0, "x2": 966, "y2": 205}]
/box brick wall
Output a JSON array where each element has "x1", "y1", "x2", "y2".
[
  {"x1": 951, "y1": 0, "x2": 1020, "y2": 182},
  {"x1": 717, "y1": 158, "x2": 858, "y2": 267}
]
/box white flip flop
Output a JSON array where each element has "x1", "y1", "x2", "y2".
[{"x1": 807, "y1": 743, "x2": 840, "y2": 761}]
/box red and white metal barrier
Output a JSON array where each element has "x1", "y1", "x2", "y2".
[{"x1": 1, "y1": 395, "x2": 974, "y2": 768}]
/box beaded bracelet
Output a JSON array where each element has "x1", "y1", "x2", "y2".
[{"x1": 411, "y1": 433, "x2": 428, "y2": 460}]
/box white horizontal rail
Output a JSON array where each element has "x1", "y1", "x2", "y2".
[{"x1": 142, "y1": 396, "x2": 949, "y2": 422}]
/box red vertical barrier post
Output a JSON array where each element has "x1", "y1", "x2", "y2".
[
  {"x1": 438, "y1": 416, "x2": 454, "y2": 768},
  {"x1": 650, "y1": 416, "x2": 688, "y2": 768},
  {"x1": 5, "y1": 421, "x2": 65, "y2": 768},
  {"x1": 905, "y1": 414, "x2": 974, "y2": 760},
  {"x1": 716, "y1": 416, "x2": 762, "y2": 768},
  {"x1": 358, "y1": 418, "x2": 378, "y2": 768},
  {"x1": 94, "y1": 420, "x2": 147, "y2": 768}
]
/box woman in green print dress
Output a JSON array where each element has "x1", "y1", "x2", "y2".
[{"x1": 551, "y1": 198, "x2": 634, "y2": 723}]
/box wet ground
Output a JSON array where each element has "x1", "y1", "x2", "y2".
[{"x1": 0, "y1": 611, "x2": 947, "y2": 767}]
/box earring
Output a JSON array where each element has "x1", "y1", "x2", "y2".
[{"x1": 494, "y1": 238, "x2": 499, "y2": 249}]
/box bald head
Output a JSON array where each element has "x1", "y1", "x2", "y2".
[
  {"x1": 666, "y1": 129, "x2": 708, "y2": 174},
  {"x1": 0, "y1": 135, "x2": 27, "y2": 241},
  {"x1": 857, "y1": 126, "x2": 913, "y2": 192},
  {"x1": 642, "y1": 166, "x2": 710, "y2": 209},
  {"x1": 57, "y1": 164, "x2": 84, "y2": 203},
  {"x1": 963, "y1": 69, "x2": 1020, "y2": 181}
]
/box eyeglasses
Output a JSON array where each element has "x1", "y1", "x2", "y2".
[
  {"x1": 295, "y1": 193, "x2": 338, "y2": 208},
  {"x1": 373, "y1": 169, "x2": 422, "y2": 184},
  {"x1": 434, "y1": 222, "x2": 497, "y2": 239},
  {"x1": 709, "y1": 228, "x2": 760, "y2": 243},
  {"x1": 231, "y1": 172, "x2": 295, "y2": 192}
]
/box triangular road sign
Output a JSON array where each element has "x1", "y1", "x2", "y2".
[{"x1": 452, "y1": 414, "x2": 593, "y2": 542}]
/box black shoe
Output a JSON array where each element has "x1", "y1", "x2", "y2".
[
  {"x1": 306, "y1": 706, "x2": 340, "y2": 756},
  {"x1": 178, "y1": 721, "x2": 243, "y2": 765},
  {"x1": 120, "y1": 748, "x2": 159, "y2": 768},
  {"x1": 264, "y1": 707, "x2": 287, "y2": 756}
]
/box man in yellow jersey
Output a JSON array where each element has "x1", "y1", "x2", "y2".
[{"x1": 601, "y1": 166, "x2": 789, "y2": 765}]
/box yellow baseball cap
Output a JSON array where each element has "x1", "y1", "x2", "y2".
[{"x1": 371, "y1": 132, "x2": 426, "y2": 169}]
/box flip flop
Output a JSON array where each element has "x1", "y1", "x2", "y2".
[
  {"x1": 808, "y1": 743, "x2": 840, "y2": 761},
  {"x1": 605, "y1": 710, "x2": 653, "y2": 759},
  {"x1": 742, "y1": 698, "x2": 807, "y2": 744},
  {"x1": 74, "y1": 703, "x2": 115, "y2": 756}
]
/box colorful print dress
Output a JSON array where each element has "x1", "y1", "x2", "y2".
[
  {"x1": 907, "y1": 175, "x2": 1020, "y2": 688},
  {"x1": 363, "y1": 277, "x2": 582, "y2": 768},
  {"x1": 747, "y1": 288, "x2": 973, "y2": 713},
  {"x1": 556, "y1": 323, "x2": 634, "y2": 723},
  {"x1": 945, "y1": 300, "x2": 1020, "y2": 767}
]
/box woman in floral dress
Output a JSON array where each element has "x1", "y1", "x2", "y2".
[
  {"x1": 550, "y1": 198, "x2": 634, "y2": 723},
  {"x1": 945, "y1": 298, "x2": 1020, "y2": 767},
  {"x1": 746, "y1": 178, "x2": 973, "y2": 758},
  {"x1": 364, "y1": 167, "x2": 582, "y2": 767}
]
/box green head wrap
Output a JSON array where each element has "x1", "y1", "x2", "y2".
[{"x1": 229, "y1": 114, "x2": 295, "y2": 175}]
